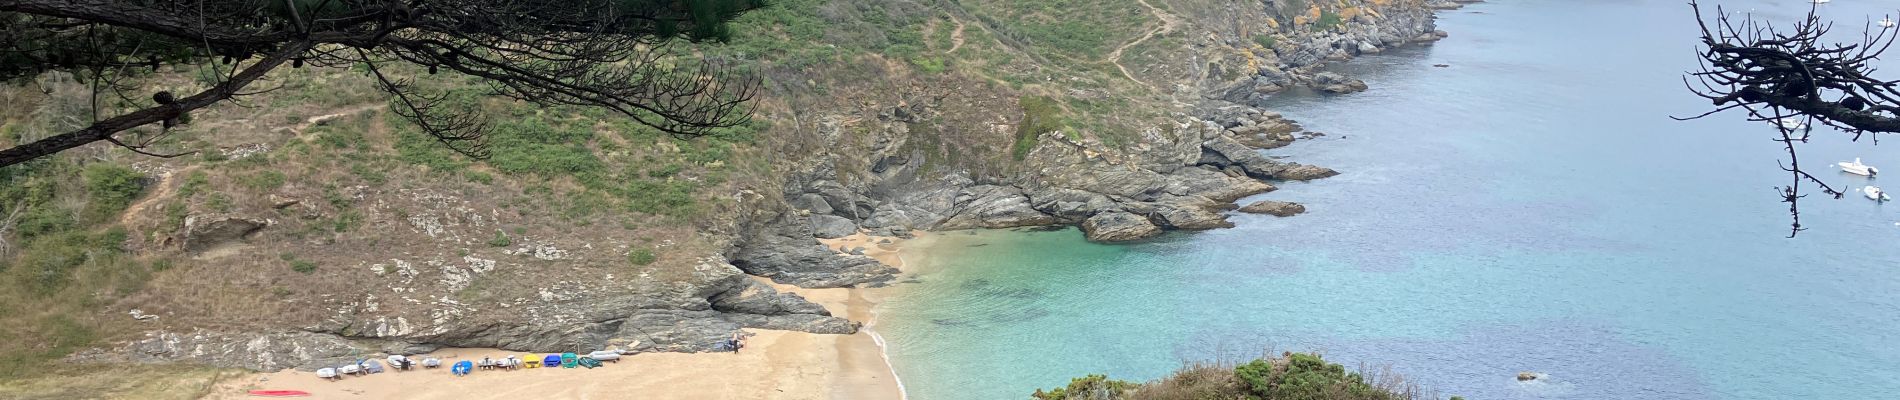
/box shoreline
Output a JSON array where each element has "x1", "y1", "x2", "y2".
[{"x1": 200, "y1": 232, "x2": 923, "y2": 400}]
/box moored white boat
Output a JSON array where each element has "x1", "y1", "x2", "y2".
[
  {"x1": 1839, "y1": 158, "x2": 1879, "y2": 176},
  {"x1": 1864, "y1": 186, "x2": 1890, "y2": 202},
  {"x1": 1882, "y1": 17, "x2": 1897, "y2": 28},
  {"x1": 1813, "y1": 0, "x2": 1830, "y2": 4},
  {"x1": 1776, "y1": 118, "x2": 1807, "y2": 130}
]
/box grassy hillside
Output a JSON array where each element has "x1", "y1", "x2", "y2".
[{"x1": 0, "y1": 0, "x2": 1436, "y2": 397}]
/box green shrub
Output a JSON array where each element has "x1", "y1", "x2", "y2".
[
  {"x1": 289, "y1": 259, "x2": 317, "y2": 274},
  {"x1": 240, "y1": 171, "x2": 287, "y2": 190},
  {"x1": 1313, "y1": 11, "x2": 1343, "y2": 31},
  {"x1": 1031, "y1": 374, "x2": 1136, "y2": 400},
  {"x1": 488, "y1": 231, "x2": 512, "y2": 247},
  {"x1": 1238, "y1": 353, "x2": 1397, "y2": 400},
  {"x1": 464, "y1": 171, "x2": 494, "y2": 184},
  {"x1": 80, "y1": 163, "x2": 144, "y2": 222},
  {"x1": 177, "y1": 170, "x2": 210, "y2": 197},
  {"x1": 1038, "y1": 352, "x2": 1415, "y2": 400},
  {"x1": 628, "y1": 249, "x2": 657, "y2": 266},
  {"x1": 1254, "y1": 34, "x2": 1279, "y2": 48},
  {"x1": 333, "y1": 210, "x2": 362, "y2": 232},
  {"x1": 1014, "y1": 96, "x2": 1066, "y2": 160},
  {"x1": 207, "y1": 193, "x2": 233, "y2": 212}
]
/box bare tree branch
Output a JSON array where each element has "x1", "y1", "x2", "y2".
[{"x1": 1679, "y1": 1, "x2": 1899, "y2": 236}]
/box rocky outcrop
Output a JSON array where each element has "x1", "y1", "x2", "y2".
[
  {"x1": 181, "y1": 214, "x2": 267, "y2": 254},
  {"x1": 1081, "y1": 212, "x2": 1163, "y2": 242},
  {"x1": 1239, "y1": 200, "x2": 1307, "y2": 217},
  {"x1": 731, "y1": 212, "x2": 898, "y2": 288},
  {"x1": 1311, "y1": 72, "x2": 1369, "y2": 94},
  {"x1": 72, "y1": 330, "x2": 437, "y2": 372},
  {"x1": 809, "y1": 214, "x2": 858, "y2": 239}
]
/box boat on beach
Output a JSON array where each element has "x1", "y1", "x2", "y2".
[
  {"x1": 1864, "y1": 186, "x2": 1890, "y2": 202},
  {"x1": 1839, "y1": 158, "x2": 1879, "y2": 176}
]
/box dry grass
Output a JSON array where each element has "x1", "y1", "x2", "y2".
[{"x1": 1131, "y1": 361, "x2": 1245, "y2": 400}]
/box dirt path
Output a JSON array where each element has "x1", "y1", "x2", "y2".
[
  {"x1": 120, "y1": 166, "x2": 188, "y2": 228},
  {"x1": 1107, "y1": 0, "x2": 1182, "y2": 91},
  {"x1": 947, "y1": 15, "x2": 968, "y2": 53},
  {"x1": 118, "y1": 103, "x2": 386, "y2": 229}
]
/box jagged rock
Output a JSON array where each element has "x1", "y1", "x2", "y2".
[
  {"x1": 847, "y1": 247, "x2": 866, "y2": 255},
  {"x1": 1312, "y1": 72, "x2": 1369, "y2": 94},
  {"x1": 1276, "y1": 164, "x2": 1340, "y2": 181},
  {"x1": 1027, "y1": 188, "x2": 1120, "y2": 222},
  {"x1": 1148, "y1": 202, "x2": 1235, "y2": 230},
  {"x1": 790, "y1": 193, "x2": 834, "y2": 215},
  {"x1": 710, "y1": 279, "x2": 830, "y2": 316},
  {"x1": 809, "y1": 214, "x2": 858, "y2": 239},
  {"x1": 731, "y1": 213, "x2": 897, "y2": 288},
  {"x1": 1517, "y1": 372, "x2": 1540, "y2": 381},
  {"x1": 267, "y1": 195, "x2": 300, "y2": 209},
  {"x1": 71, "y1": 330, "x2": 437, "y2": 371},
  {"x1": 941, "y1": 186, "x2": 1058, "y2": 229},
  {"x1": 182, "y1": 215, "x2": 268, "y2": 254},
  {"x1": 1080, "y1": 212, "x2": 1162, "y2": 242},
  {"x1": 1239, "y1": 200, "x2": 1307, "y2": 217}
]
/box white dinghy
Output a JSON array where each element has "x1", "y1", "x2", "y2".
[
  {"x1": 1865, "y1": 186, "x2": 1891, "y2": 202},
  {"x1": 1882, "y1": 17, "x2": 1896, "y2": 28},
  {"x1": 1839, "y1": 158, "x2": 1880, "y2": 176},
  {"x1": 1776, "y1": 118, "x2": 1809, "y2": 130}
]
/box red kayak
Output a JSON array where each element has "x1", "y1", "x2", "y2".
[{"x1": 248, "y1": 390, "x2": 311, "y2": 397}]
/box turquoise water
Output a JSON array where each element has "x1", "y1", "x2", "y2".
[{"x1": 877, "y1": 1, "x2": 1900, "y2": 399}]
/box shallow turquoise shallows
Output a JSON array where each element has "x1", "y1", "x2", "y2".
[{"x1": 877, "y1": 1, "x2": 1900, "y2": 399}]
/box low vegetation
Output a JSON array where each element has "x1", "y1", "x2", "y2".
[{"x1": 1033, "y1": 352, "x2": 1437, "y2": 400}]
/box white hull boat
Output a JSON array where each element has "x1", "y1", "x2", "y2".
[
  {"x1": 1839, "y1": 158, "x2": 1879, "y2": 176},
  {"x1": 1776, "y1": 118, "x2": 1807, "y2": 130},
  {"x1": 1882, "y1": 17, "x2": 1897, "y2": 28},
  {"x1": 1865, "y1": 186, "x2": 1890, "y2": 202},
  {"x1": 1814, "y1": 0, "x2": 1830, "y2": 4}
]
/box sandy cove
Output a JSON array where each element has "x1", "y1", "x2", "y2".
[{"x1": 203, "y1": 232, "x2": 918, "y2": 400}]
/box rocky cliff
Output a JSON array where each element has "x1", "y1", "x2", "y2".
[{"x1": 41, "y1": 0, "x2": 1457, "y2": 372}]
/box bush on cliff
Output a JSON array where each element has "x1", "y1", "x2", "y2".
[{"x1": 1034, "y1": 352, "x2": 1429, "y2": 400}]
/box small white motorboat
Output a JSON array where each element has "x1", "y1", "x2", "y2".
[
  {"x1": 1839, "y1": 158, "x2": 1879, "y2": 176},
  {"x1": 1882, "y1": 17, "x2": 1896, "y2": 28},
  {"x1": 1776, "y1": 118, "x2": 1807, "y2": 130},
  {"x1": 1813, "y1": 0, "x2": 1831, "y2": 4},
  {"x1": 1864, "y1": 186, "x2": 1890, "y2": 202}
]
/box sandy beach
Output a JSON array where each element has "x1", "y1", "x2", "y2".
[{"x1": 203, "y1": 232, "x2": 919, "y2": 400}]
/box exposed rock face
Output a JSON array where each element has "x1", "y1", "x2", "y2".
[
  {"x1": 181, "y1": 215, "x2": 268, "y2": 254},
  {"x1": 1081, "y1": 212, "x2": 1163, "y2": 242},
  {"x1": 72, "y1": 330, "x2": 438, "y2": 371},
  {"x1": 1239, "y1": 200, "x2": 1307, "y2": 217},
  {"x1": 731, "y1": 212, "x2": 898, "y2": 288},
  {"x1": 80, "y1": 258, "x2": 857, "y2": 371},
  {"x1": 809, "y1": 214, "x2": 858, "y2": 239}
]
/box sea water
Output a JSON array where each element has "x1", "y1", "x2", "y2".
[{"x1": 878, "y1": 1, "x2": 1900, "y2": 399}]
